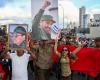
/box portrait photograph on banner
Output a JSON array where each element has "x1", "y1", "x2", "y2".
[
  {"x1": 8, "y1": 24, "x2": 28, "y2": 49},
  {"x1": 31, "y1": 0, "x2": 58, "y2": 40}
]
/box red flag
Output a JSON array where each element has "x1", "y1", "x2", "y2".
[
  {"x1": 70, "y1": 48, "x2": 99, "y2": 77},
  {"x1": 52, "y1": 44, "x2": 100, "y2": 77},
  {"x1": 66, "y1": 45, "x2": 77, "y2": 52},
  {"x1": 95, "y1": 49, "x2": 100, "y2": 71}
]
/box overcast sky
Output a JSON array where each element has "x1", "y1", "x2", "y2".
[
  {"x1": 0, "y1": 0, "x2": 31, "y2": 19},
  {"x1": 59, "y1": 0, "x2": 100, "y2": 23},
  {"x1": 0, "y1": 0, "x2": 100, "y2": 25}
]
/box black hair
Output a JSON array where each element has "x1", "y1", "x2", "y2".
[{"x1": 61, "y1": 47, "x2": 70, "y2": 56}]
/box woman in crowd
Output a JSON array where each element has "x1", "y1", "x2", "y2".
[{"x1": 54, "y1": 38, "x2": 82, "y2": 80}]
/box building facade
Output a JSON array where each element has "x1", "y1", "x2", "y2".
[
  {"x1": 91, "y1": 14, "x2": 100, "y2": 27},
  {"x1": 79, "y1": 6, "x2": 86, "y2": 28}
]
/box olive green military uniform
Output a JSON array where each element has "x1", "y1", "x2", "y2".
[
  {"x1": 10, "y1": 41, "x2": 26, "y2": 48},
  {"x1": 31, "y1": 9, "x2": 52, "y2": 40},
  {"x1": 31, "y1": 8, "x2": 55, "y2": 80},
  {"x1": 10, "y1": 26, "x2": 26, "y2": 48},
  {"x1": 32, "y1": 44, "x2": 53, "y2": 80}
]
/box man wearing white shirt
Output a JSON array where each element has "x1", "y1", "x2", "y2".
[{"x1": 0, "y1": 49, "x2": 35, "y2": 80}]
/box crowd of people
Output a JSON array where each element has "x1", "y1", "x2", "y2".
[{"x1": 0, "y1": 27, "x2": 100, "y2": 80}]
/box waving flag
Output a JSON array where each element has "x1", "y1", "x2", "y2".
[
  {"x1": 70, "y1": 48, "x2": 100, "y2": 77},
  {"x1": 51, "y1": 23, "x2": 61, "y2": 39}
]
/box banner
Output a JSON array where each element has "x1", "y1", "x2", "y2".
[
  {"x1": 8, "y1": 24, "x2": 28, "y2": 49},
  {"x1": 70, "y1": 48, "x2": 100, "y2": 77},
  {"x1": 31, "y1": 0, "x2": 58, "y2": 40}
]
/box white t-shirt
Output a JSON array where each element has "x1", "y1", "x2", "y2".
[{"x1": 9, "y1": 52, "x2": 30, "y2": 80}]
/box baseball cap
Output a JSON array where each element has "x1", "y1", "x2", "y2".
[
  {"x1": 41, "y1": 15, "x2": 55, "y2": 23},
  {"x1": 14, "y1": 26, "x2": 26, "y2": 35}
]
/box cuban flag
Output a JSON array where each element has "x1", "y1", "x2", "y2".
[{"x1": 51, "y1": 23, "x2": 61, "y2": 39}]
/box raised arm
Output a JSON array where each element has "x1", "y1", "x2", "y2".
[
  {"x1": 32, "y1": 1, "x2": 51, "y2": 29},
  {"x1": 32, "y1": 0, "x2": 51, "y2": 40},
  {"x1": 42, "y1": 0, "x2": 51, "y2": 10},
  {"x1": 70, "y1": 43, "x2": 83, "y2": 59},
  {"x1": 32, "y1": 0, "x2": 51, "y2": 24},
  {"x1": 27, "y1": 40, "x2": 37, "y2": 60},
  {"x1": 54, "y1": 39, "x2": 60, "y2": 56},
  {"x1": 26, "y1": 46, "x2": 36, "y2": 61},
  {"x1": 0, "y1": 50, "x2": 10, "y2": 59}
]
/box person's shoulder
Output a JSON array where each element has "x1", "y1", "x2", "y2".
[
  {"x1": 24, "y1": 51, "x2": 30, "y2": 56},
  {"x1": 9, "y1": 52, "x2": 17, "y2": 58}
]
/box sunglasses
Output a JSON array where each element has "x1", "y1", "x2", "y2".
[{"x1": 62, "y1": 48, "x2": 68, "y2": 51}]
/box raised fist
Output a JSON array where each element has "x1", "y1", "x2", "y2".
[{"x1": 42, "y1": 0, "x2": 51, "y2": 10}]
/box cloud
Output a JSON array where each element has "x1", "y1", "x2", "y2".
[
  {"x1": 59, "y1": 0, "x2": 79, "y2": 23},
  {"x1": 87, "y1": 6, "x2": 100, "y2": 18},
  {"x1": 91, "y1": 9, "x2": 100, "y2": 14},
  {"x1": 0, "y1": 0, "x2": 31, "y2": 19},
  {"x1": 87, "y1": 3, "x2": 100, "y2": 15}
]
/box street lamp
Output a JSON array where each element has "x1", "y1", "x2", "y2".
[{"x1": 59, "y1": 4, "x2": 64, "y2": 29}]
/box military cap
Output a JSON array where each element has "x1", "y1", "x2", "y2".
[
  {"x1": 14, "y1": 26, "x2": 26, "y2": 35},
  {"x1": 41, "y1": 15, "x2": 55, "y2": 23}
]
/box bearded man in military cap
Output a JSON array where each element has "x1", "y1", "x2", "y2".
[
  {"x1": 10, "y1": 26, "x2": 26, "y2": 48},
  {"x1": 31, "y1": 0, "x2": 55, "y2": 40}
]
